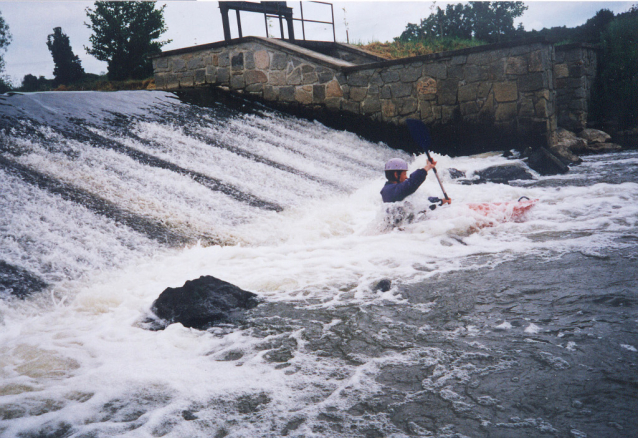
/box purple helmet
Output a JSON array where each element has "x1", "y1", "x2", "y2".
[{"x1": 385, "y1": 158, "x2": 408, "y2": 171}]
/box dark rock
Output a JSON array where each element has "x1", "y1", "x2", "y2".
[
  {"x1": 527, "y1": 147, "x2": 569, "y2": 175},
  {"x1": 264, "y1": 347, "x2": 294, "y2": 363},
  {"x1": 578, "y1": 128, "x2": 611, "y2": 144},
  {"x1": 551, "y1": 128, "x2": 584, "y2": 164},
  {"x1": 448, "y1": 168, "x2": 466, "y2": 179},
  {"x1": 373, "y1": 279, "x2": 392, "y2": 292},
  {"x1": 473, "y1": 164, "x2": 535, "y2": 184},
  {"x1": 236, "y1": 393, "x2": 271, "y2": 414},
  {"x1": 0, "y1": 260, "x2": 48, "y2": 299},
  {"x1": 150, "y1": 276, "x2": 260, "y2": 330}
]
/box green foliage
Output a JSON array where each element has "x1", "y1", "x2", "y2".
[
  {"x1": 0, "y1": 9, "x2": 12, "y2": 75},
  {"x1": 398, "y1": 2, "x2": 527, "y2": 44},
  {"x1": 47, "y1": 27, "x2": 85, "y2": 86},
  {"x1": 592, "y1": 7, "x2": 638, "y2": 129},
  {"x1": 85, "y1": 1, "x2": 171, "y2": 81},
  {"x1": 19, "y1": 74, "x2": 53, "y2": 92},
  {"x1": 361, "y1": 37, "x2": 485, "y2": 60}
]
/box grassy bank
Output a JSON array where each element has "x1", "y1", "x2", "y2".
[{"x1": 357, "y1": 37, "x2": 486, "y2": 60}]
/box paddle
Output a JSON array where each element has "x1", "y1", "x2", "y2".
[{"x1": 406, "y1": 119, "x2": 451, "y2": 204}]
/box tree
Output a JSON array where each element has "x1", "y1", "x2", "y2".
[
  {"x1": 47, "y1": 27, "x2": 85, "y2": 85},
  {"x1": 0, "y1": 9, "x2": 12, "y2": 92},
  {"x1": 398, "y1": 2, "x2": 527, "y2": 44},
  {"x1": 20, "y1": 74, "x2": 53, "y2": 92},
  {"x1": 591, "y1": 6, "x2": 638, "y2": 130},
  {"x1": 84, "y1": 1, "x2": 171, "y2": 81}
]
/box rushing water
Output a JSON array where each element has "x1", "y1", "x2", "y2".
[{"x1": 0, "y1": 91, "x2": 636, "y2": 438}]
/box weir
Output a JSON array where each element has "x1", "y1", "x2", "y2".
[{"x1": 152, "y1": 35, "x2": 598, "y2": 155}]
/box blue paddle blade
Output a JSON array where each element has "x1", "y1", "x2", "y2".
[{"x1": 406, "y1": 119, "x2": 431, "y2": 152}]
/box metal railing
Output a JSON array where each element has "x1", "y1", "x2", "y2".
[{"x1": 265, "y1": 1, "x2": 336, "y2": 42}]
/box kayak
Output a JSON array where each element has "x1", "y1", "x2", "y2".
[{"x1": 467, "y1": 198, "x2": 538, "y2": 228}]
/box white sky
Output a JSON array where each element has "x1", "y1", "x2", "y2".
[{"x1": 0, "y1": 1, "x2": 634, "y2": 86}]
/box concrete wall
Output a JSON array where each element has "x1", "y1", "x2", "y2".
[
  {"x1": 554, "y1": 43, "x2": 598, "y2": 133},
  {"x1": 153, "y1": 37, "x2": 594, "y2": 151}
]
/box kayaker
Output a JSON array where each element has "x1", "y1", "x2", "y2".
[{"x1": 381, "y1": 158, "x2": 449, "y2": 203}]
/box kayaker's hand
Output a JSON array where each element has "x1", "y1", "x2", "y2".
[
  {"x1": 441, "y1": 198, "x2": 452, "y2": 205},
  {"x1": 424, "y1": 160, "x2": 437, "y2": 172}
]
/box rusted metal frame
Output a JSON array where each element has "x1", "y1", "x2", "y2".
[{"x1": 293, "y1": 1, "x2": 336, "y2": 42}]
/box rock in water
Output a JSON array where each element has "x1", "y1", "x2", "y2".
[
  {"x1": 473, "y1": 164, "x2": 535, "y2": 184},
  {"x1": 527, "y1": 147, "x2": 569, "y2": 175},
  {"x1": 150, "y1": 276, "x2": 260, "y2": 330}
]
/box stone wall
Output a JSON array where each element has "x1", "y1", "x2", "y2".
[
  {"x1": 554, "y1": 43, "x2": 598, "y2": 133},
  {"x1": 154, "y1": 37, "x2": 579, "y2": 151}
]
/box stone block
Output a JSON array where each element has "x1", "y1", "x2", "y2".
[
  {"x1": 155, "y1": 74, "x2": 167, "y2": 89},
  {"x1": 362, "y1": 98, "x2": 381, "y2": 114},
  {"x1": 188, "y1": 57, "x2": 205, "y2": 70},
  {"x1": 495, "y1": 102, "x2": 517, "y2": 122},
  {"x1": 400, "y1": 67, "x2": 421, "y2": 82},
  {"x1": 325, "y1": 98, "x2": 341, "y2": 110},
  {"x1": 535, "y1": 98, "x2": 549, "y2": 118},
  {"x1": 458, "y1": 83, "x2": 478, "y2": 102},
  {"x1": 460, "y1": 101, "x2": 479, "y2": 116},
  {"x1": 437, "y1": 79, "x2": 458, "y2": 105},
  {"x1": 172, "y1": 58, "x2": 187, "y2": 72},
  {"x1": 494, "y1": 81, "x2": 518, "y2": 102},
  {"x1": 246, "y1": 83, "x2": 263, "y2": 94},
  {"x1": 325, "y1": 80, "x2": 343, "y2": 98},
  {"x1": 279, "y1": 86, "x2": 295, "y2": 102},
  {"x1": 370, "y1": 73, "x2": 384, "y2": 86},
  {"x1": 313, "y1": 84, "x2": 325, "y2": 103},
  {"x1": 269, "y1": 70, "x2": 286, "y2": 86},
  {"x1": 423, "y1": 63, "x2": 447, "y2": 79},
  {"x1": 230, "y1": 74, "x2": 244, "y2": 89},
  {"x1": 417, "y1": 77, "x2": 437, "y2": 95},
  {"x1": 519, "y1": 96, "x2": 535, "y2": 117},
  {"x1": 451, "y1": 55, "x2": 467, "y2": 65},
  {"x1": 419, "y1": 101, "x2": 434, "y2": 122},
  {"x1": 343, "y1": 101, "x2": 361, "y2": 114},
  {"x1": 244, "y1": 52, "x2": 255, "y2": 70},
  {"x1": 467, "y1": 51, "x2": 491, "y2": 66},
  {"x1": 271, "y1": 53, "x2": 287, "y2": 70},
  {"x1": 488, "y1": 61, "x2": 506, "y2": 81},
  {"x1": 528, "y1": 50, "x2": 545, "y2": 72},
  {"x1": 390, "y1": 82, "x2": 412, "y2": 99},
  {"x1": 518, "y1": 72, "x2": 547, "y2": 92},
  {"x1": 464, "y1": 65, "x2": 487, "y2": 83},
  {"x1": 254, "y1": 50, "x2": 269, "y2": 69},
  {"x1": 154, "y1": 58, "x2": 168, "y2": 71},
  {"x1": 194, "y1": 69, "x2": 206, "y2": 85},
  {"x1": 245, "y1": 70, "x2": 268, "y2": 85},
  {"x1": 382, "y1": 101, "x2": 396, "y2": 118},
  {"x1": 380, "y1": 70, "x2": 400, "y2": 83},
  {"x1": 218, "y1": 53, "x2": 230, "y2": 67},
  {"x1": 302, "y1": 72, "x2": 318, "y2": 85},
  {"x1": 569, "y1": 64, "x2": 585, "y2": 77},
  {"x1": 217, "y1": 67, "x2": 229, "y2": 83},
  {"x1": 441, "y1": 105, "x2": 458, "y2": 123},
  {"x1": 448, "y1": 65, "x2": 463, "y2": 79},
  {"x1": 179, "y1": 73, "x2": 194, "y2": 88},
  {"x1": 295, "y1": 86, "x2": 313, "y2": 105},
  {"x1": 263, "y1": 85, "x2": 278, "y2": 101},
  {"x1": 554, "y1": 63, "x2": 569, "y2": 79},
  {"x1": 347, "y1": 71, "x2": 372, "y2": 87},
  {"x1": 231, "y1": 53, "x2": 244, "y2": 71},
  {"x1": 318, "y1": 70, "x2": 334, "y2": 84},
  {"x1": 477, "y1": 82, "x2": 492, "y2": 99},
  {"x1": 350, "y1": 87, "x2": 368, "y2": 102},
  {"x1": 287, "y1": 68, "x2": 302, "y2": 85},
  {"x1": 398, "y1": 98, "x2": 418, "y2": 116},
  {"x1": 506, "y1": 56, "x2": 527, "y2": 75},
  {"x1": 380, "y1": 85, "x2": 392, "y2": 99}
]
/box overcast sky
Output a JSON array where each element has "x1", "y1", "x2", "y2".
[{"x1": 0, "y1": 1, "x2": 634, "y2": 85}]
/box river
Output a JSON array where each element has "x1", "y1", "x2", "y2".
[{"x1": 0, "y1": 91, "x2": 636, "y2": 438}]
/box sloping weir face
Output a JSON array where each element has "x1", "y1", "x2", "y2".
[{"x1": 1, "y1": 91, "x2": 637, "y2": 438}]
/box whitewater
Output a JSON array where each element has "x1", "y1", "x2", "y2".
[{"x1": 0, "y1": 91, "x2": 636, "y2": 438}]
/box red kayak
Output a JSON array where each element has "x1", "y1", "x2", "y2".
[{"x1": 467, "y1": 198, "x2": 537, "y2": 228}]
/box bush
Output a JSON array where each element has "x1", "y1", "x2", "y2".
[{"x1": 360, "y1": 37, "x2": 485, "y2": 60}]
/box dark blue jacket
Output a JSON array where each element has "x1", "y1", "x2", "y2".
[{"x1": 381, "y1": 169, "x2": 427, "y2": 203}]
